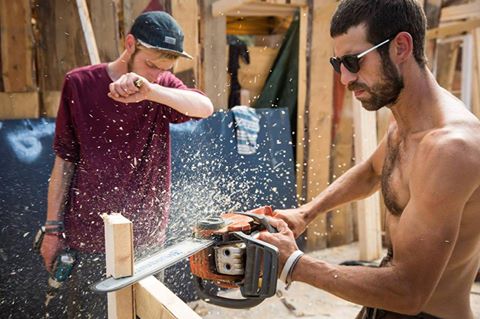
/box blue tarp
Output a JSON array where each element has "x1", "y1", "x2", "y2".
[{"x1": 0, "y1": 108, "x2": 297, "y2": 314}]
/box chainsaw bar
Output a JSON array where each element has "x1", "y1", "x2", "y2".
[{"x1": 92, "y1": 238, "x2": 214, "y2": 293}]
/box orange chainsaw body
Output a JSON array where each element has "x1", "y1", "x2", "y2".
[{"x1": 189, "y1": 206, "x2": 274, "y2": 288}]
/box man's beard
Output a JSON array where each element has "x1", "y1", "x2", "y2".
[{"x1": 348, "y1": 55, "x2": 404, "y2": 111}]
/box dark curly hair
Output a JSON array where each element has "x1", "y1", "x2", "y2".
[{"x1": 330, "y1": 0, "x2": 427, "y2": 68}]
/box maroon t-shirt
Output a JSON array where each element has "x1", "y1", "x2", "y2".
[{"x1": 54, "y1": 64, "x2": 198, "y2": 253}]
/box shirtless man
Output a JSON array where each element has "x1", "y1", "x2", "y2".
[{"x1": 258, "y1": 1, "x2": 480, "y2": 318}]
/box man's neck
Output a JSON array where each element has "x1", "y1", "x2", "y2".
[
  {"x1": 388, "y1": 64, "x2": 442, "y2": 137},
  {"x1": 107, "y1": 50, "x2": 129, "y2": 82}
]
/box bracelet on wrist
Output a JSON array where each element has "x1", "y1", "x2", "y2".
[{"x1": 280, "y1": 250, "x2": 304, "y2": 289}]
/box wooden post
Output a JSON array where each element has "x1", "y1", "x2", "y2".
[
  {"x1": 75, "y1": 0, "x2": 101, "y2": 65},
  {"x1": 472, "y1": 28, "x2": 480, "y2": 117},
  {"x1": 103, "y1": 213, "x2": 135, "y2": 319},
  {"x1": 301, "y1": 0, "x2": 337, "y2": 251},
  {"x1": 352, "y1": 97, "x2": 382, "y2": 261},
  {"x1": 102, "y1": 213, "x2": 203, "y2": 319},
  {"x1": 200, "y1": 0, "x2": 228, "y2": 109},
  {"x1": 135, "y1": 276, "x2": 202, "y2": 319}
]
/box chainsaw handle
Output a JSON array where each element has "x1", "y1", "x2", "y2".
[{"x1": 234, "y1": 211, "x2": 277, "y2": 234}]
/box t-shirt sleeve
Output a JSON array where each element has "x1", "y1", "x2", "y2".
[
  {"x1": 157, "y1": 71, "x2": 206, "y2": 124},
  {"x1": 53, "y1": 75, "x2": 80, "y2": 163}
]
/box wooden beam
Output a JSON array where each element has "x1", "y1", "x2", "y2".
[
  {"x1": 427, "y1": 18, "x2": 480, "y2": 39},
  {"x1": 471, "y1": 28, "x2": 480, "y2": 117},
  {"x1": 0, "y1": 92, "x2": 39, "y2": 120},
  {"x1": 304, "y1": 0, "x2": 337, "y2": 251},
  {"x1": 440, "y1": 1, "x2": 480, "y2": 23},
  {"x1": 103, "y1": 213, "x2": 135, "y2": 319},
  {"x1": 0, "y1": 0, "x2": 35, "y2": 92},
  {"x1": 295, "y1": 5, "x2": 308, "y2": 203},
  {"x1": 199, "y1": 0, "x2": 228, "y2": 109},
  {"x1": 327, "y1": 88, "x2": 355, "y2": 247},
  {"x1": 352, "y1": 96, "x2": 382, "y2": 261},
  {"x1": 75, "y1": 0, "x2": 101, "y2": 64},
  {"x1": 135, "y1": 276, "x2": 202, "y2": 319},
  {"x1": 41, "y1": 91, "x2": 61, "y2": 118},
  {"x1": 212, "y1": 0, "x2": 307, "y2": 17}
]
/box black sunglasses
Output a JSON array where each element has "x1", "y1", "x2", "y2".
[{"x1": 330, "y1": 38, "x2": 391, "y2": 74}]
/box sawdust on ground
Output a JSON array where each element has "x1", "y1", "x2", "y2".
[{"x1": 189, "y1": 242, "x2": 480, "y2": 319}]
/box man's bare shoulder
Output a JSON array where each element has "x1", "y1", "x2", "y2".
[{"x1": 414, "y1": 118, "x2": 480, "y2": 184}]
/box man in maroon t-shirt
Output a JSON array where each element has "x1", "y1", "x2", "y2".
[{"x1": 38, "y1": 11, "x2": 213, "y2": 318}]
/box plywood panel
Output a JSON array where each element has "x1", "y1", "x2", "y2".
[{"x1": 0, "y1": 0, "x2": 35, "y2": 92}]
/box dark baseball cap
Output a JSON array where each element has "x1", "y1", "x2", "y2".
[{"x1": 130, "y1": 11, "x2": 192, "y2": 59}]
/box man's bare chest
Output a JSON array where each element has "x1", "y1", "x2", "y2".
[{"x1": 381, "y1": 137, "x2": 417, "y2": 216}]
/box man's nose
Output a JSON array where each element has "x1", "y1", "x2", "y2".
[{"x1": 340, "y1": 65, "x2": 358, "y2": 87}]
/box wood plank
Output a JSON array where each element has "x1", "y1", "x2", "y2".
[
  {"x1": 295, "y1": 5, "x2": 308, "y2": 204},
  {"x1": 103, "y1": 213, "x2": 134, "y2": 319},
  {"x1": 135, "y1": 276, "x2": 202, "y2": 319},
  {"x1": 426, "y1": 18, "x2": 480, "y2": 39},
  {"x1": 212, "y1": 0, "x2": 249, "y2": 17},
  {"x1": 0, "y1": 0, "x2": 35, "y2": 92},
  {"x1": 104, "y1": 213, "x2": 134, "y2": 278},
  {"x1": 424, "y1": 0, "x2": 442, "y2": 70},
  {"x1": 472, "y1": 28, "x2": 480, "y2": 117},
  {"x1": 0, "y1": 92, "x2": 39, "y2": 120},
  {"x1": 108, "y1": 288, "x2": 134, "y2": 319},
  {"x1": 41, "y1": 91, "x2": 61, "y2": 118},
  {"x1": 171, "y1": 0, "x2": 199, "y2": 85},
  {"x1": 199, "y1": 0, "x2": 228, "y2": 109},
  {"x1": 212, "y1": 0, "x2": 306, "y2": 17},
  {"x1": 75, "y1": 0, "x2": 101, "y2": 64},
  {"x1": 305, "y1": 0, "x2": 337, "y2": 251},
  {"x1": 436, "y1": 41, "x2": 461, "y2": 91},
  {"x1": 34, "y1": 0, "x2": 90, "y2": 92},
  {"x1": 87, "y1": 0, "x2": 121, "y2": 62},
  {"x1": 441, "y1": 1, "x2": 480, "y2": 23},
  {"x1": 327, "y1": 88, "x2": 355, "y2": 247},
  {"x1": 352, "y1": 96, "x2": 382, "y2": 261}
]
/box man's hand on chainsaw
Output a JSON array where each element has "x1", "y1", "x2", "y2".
[
  {"x1": 273, "y1": 207, "x2": 309, "y2": 238},
  {"x1": 257, "y1": 218, "x2": 299, "y2": 269},
  {"x1": 108, "y1": 72, "x2": 151, "y2": 103}
]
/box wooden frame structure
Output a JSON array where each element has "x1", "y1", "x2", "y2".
[{"x1": 103, "y1": 213, "x2": 201, "y2": 319}]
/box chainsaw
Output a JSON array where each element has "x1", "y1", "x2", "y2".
[{"x1": 92, "y1": 206, "x2": 279, "y2": 308}]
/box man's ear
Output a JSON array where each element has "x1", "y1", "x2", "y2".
[
  {"x1": 125, "y1": 34, "x2": 136, "y2": 55},
  {"x1": 391, "y1": 31, "x2": 413, "y2": 64}
]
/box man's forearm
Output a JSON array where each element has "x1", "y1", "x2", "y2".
[
  {"x1": 292, "y1": 256, "x2": 420, "y2": 315},
  {"x1": 148, "y1": 84, "x2": 214, "y2": 118},
  {"x1": 46, "y1": 156, "x2": 75, "y2": 222},
  {"x1": 302, "y1": 160, "x2": 381, "y2": 223}
]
